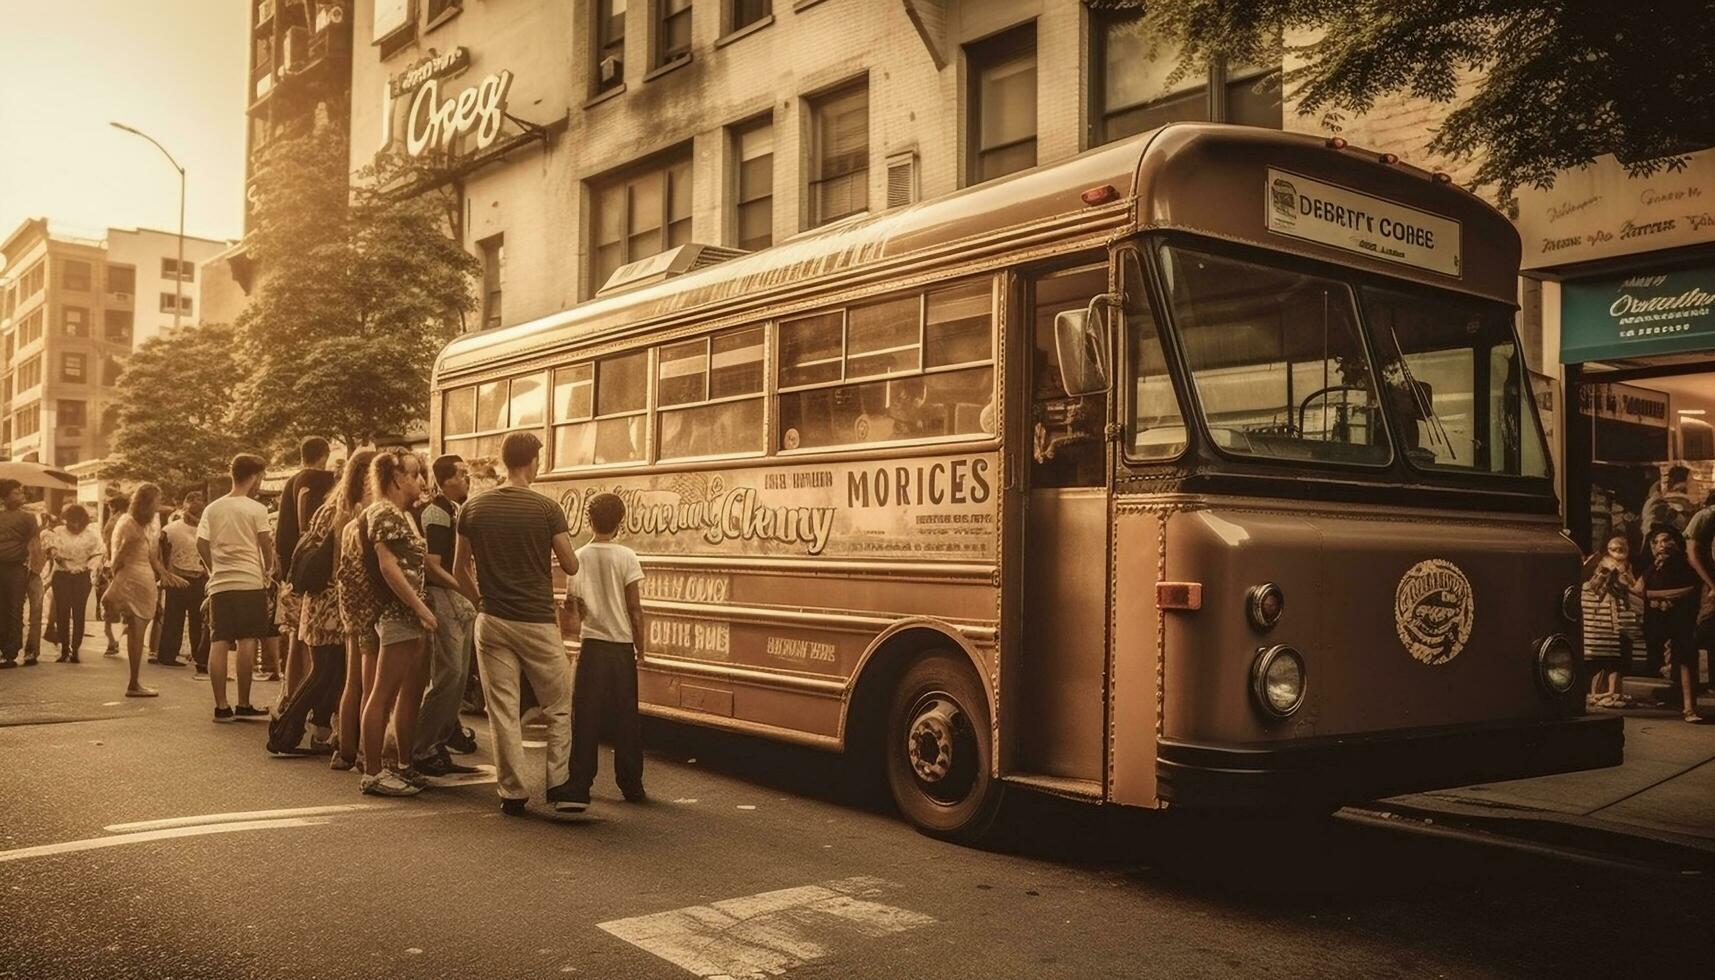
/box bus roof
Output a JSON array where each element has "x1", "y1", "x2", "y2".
[{"x1": 437, "y1": 123, "x2": 1519, "y2": 380}]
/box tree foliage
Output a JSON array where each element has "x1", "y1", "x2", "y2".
[
  {"x1": 103, "y1": 323, "x2": 249, "y2": 495},
  {"x1": 236, "y1": 123, "x2": 477, "y2": 453},
  {"x1": 1112, "y1": 0, "x2": 1715, "y2": 203}
]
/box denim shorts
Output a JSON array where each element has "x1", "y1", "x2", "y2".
[{"x1": 375, "y1": 617, "x2": 424, "y2": 647}]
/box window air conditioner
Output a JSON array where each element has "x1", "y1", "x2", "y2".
[
  {"x1": 257, "y1": 0, "x2": 275, "y2": 25},
  {"x1": 600, "y1": 56, "x2": 622, "y2": 84},
  {"x1": 112, "y1": 292, "x2": 132, "y2": 304}
]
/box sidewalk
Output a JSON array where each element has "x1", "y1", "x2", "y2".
[{"x1": 1371, "y1": 683, "x2": 1715, "y2": 868}]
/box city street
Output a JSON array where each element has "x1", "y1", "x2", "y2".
[{"x1": 2, "y1": 653, "x2": 1708, "y2": 980}]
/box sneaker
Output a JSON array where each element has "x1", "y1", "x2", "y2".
[
  {"x1": 397, "y1": 766, "x2": 430, "y2": 789},
  {"x1": 546, "y1": 781, "x2": 589, "y2": 813},
  {"x1": 500, "y1": 797, "x2": 527, "y2": 816},
  {"x1": 22, "y1": 656, "x2": 38, "y2": 666},
  {"x1": 415, "y1": 749, "x2": 480, "y2": 777},
  {"x1": 360, "y1": 769, "x2": 422, "y2": 797},
  {"x1": 329, "y1": 754, "x2": 356, "y2": 772},
  {"x1": 233, "y1": 704, "x2": 269, "y2": 719},
  {"x1": 213, "y1": 707, "x2": 235, "y2": 723},
  {"x1": 193, "y1": 666, "x2": 208, "y2": 676},
  {"x1": 307, "y1": 727, "x2": 336, "y2": 755},
  {"x1": 621, "y1": 785, "x2": 649, "y2": 804},
  {"x1": 445, "y1": 725, "x2": 478, "y2": 755},
  {"x1": 104, "y1": 645, "x2": 119, "y2": 658}
]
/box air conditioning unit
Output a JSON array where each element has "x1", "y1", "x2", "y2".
[
  {"x1": 111, "y1": 292, "x2": 132, "y2": 304},
  {"x1": 257, "y1": 0, "x2": 275, "y2": 25},
  {"x1": 886, "y1": 150, "x2": 919, "y2": 209},
  {"x1": 599, "y1": 56, "x2": 622, "y2": 84}
]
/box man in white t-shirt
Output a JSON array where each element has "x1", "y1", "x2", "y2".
[
  {"x1": 160, "y1": 492, "x2": 209, "y2": 670},
  {"x1": 196, "y1": 454, "x2": 275, "y2": 723}
]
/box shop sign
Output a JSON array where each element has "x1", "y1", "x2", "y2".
[
  {"x1": 1516, "y1": 148, "x2": 1715, "y2": 271},
  {"x1": 1578, "y1": 382, "x2": 1670, "y2": 429},
  {"x1": 405, "y1": 68, "x2": 514, "y2": 157},
  {"x1": 545, "y1": 454, "x2": 999, "y2": 561},
  {"x1": 389, "y1": 46, "x2": 469, "y2": 97},
  {"x1": 1561, "y1": 266, "x2": 1715, "y2": 363},
  {"x1": 1264, "y1": 168, "x2": 1462, "y2": 277}
]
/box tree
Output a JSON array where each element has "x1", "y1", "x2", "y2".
[
  {"x1": 103, "y1": 323, "x2": 249, "y2": 495},
  {"x1": 236, "y1": 123, "x2": 478, "y2": 453},
  {"x1": 1110, "y1": 0, "x2": 1715, "y2": 204}
]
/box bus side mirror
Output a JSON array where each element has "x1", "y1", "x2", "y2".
[{"x1": 1054, "y1": 293, "x2": 1118, "y2": 397}]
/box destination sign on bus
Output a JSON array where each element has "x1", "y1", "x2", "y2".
[
  {"x1": 1265, "y1": 168, "x2": 1462, "y2": 277},
  {"x1": 549, "y1": 455, "x2": 998, "y2": 561}
]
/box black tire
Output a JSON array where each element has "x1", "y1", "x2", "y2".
[{"x1": 884, "y1": 652, "x2": 1005, "y2": 844}]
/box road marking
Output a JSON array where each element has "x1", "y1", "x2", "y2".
[
  {"x1": 105, "y1": 804, "x2": 381, "y2": 833},
  {"x1": 597, "y1": 875, "x2": 934, "y2": 979},
  {"x1": 0, "y1": 817, "x2": 331, "y2": 864}
]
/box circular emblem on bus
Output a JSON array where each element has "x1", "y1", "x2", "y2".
[{"x1": 1394, "y1": 558, "x2": 1474, "y2": 666}]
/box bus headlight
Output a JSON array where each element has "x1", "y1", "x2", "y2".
[
  {"x1": 1536, "y1": 635, "x2": 1577, "y2": 695},
  {"x1": 1246, "y1": 583, "x2": 1286, "y2": 631},
  {"x1": 1560, "y1": 586, "x2": 1581, "y2": 624},
  {"x1": 1251, "y1": 645, "x2": 1306, "y2": 719}
]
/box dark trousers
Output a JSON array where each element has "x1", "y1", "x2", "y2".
[
  {"x1": 569, "y1": 638, "x2": 644, "y2": 793},
  {"x1": 267, "y1": 644, "x2": 345, "y2": 752},
  {"x1": 160, "y1": 575, "x2": 208, "y2": 667},
  {"x1": 50, "y1": 571, "x2": 92, "y2": 658},
  {"x1": 0, "y1": 563, "x2": 28, "y2": 662}
]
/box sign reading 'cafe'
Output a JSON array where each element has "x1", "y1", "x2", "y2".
[{"x1": 384, "y1": 46, "x2": 514, "y2": 159}]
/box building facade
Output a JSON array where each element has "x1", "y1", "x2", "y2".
[
  {"x1": 0, "y1": 220, "x2": 226, "y2": 469},
  {"x1": 347, "y1": 0, "x2": 1290, "y2": 329}
]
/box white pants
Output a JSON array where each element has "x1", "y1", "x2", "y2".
[{"x1": 474, "y1": 614, "x2": 571, "y2": 801}]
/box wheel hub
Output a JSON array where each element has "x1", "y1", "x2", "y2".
[{"x1": 907, "y1": 698, "x2": 960, "y2": 784}]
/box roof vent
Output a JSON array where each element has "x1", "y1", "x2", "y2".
[
  {"x1": 885, "y1": 150, "x2": 919, "y2": 209},
  {"x1": 596, "y1": 243, "x2": 748, "y2": 298}
]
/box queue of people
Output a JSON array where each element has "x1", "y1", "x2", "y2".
[{"x1": 0, "y1": 434, "x2": 650, "y2": 814}]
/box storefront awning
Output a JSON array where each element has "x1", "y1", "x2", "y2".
[{"x1": 1561, "y1": 266, "x2": 1715, "y2": 364}]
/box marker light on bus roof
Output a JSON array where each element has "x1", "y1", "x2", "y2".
[
  {"x1": 1432, "y1": 171, "x2": 1454, "y2": 184},
  {"x1": 1378, "y1": 152, "x2": 1399, "y2": 165},
  {"x1": 1081, "y1": 184, "x2": 1119, "y2": 206},
  {"x1": 1325, "y1": 136, "x2": 1348, "y2": 149}
]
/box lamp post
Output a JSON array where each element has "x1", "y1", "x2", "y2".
[{"x1": 110, "y1": 122, "x2": 186, "y2": 332}]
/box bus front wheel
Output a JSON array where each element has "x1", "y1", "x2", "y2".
[{"x1": 884, "y1": 653, "x2": 1004, "y2": 844}]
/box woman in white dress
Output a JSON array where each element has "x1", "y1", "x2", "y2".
[{"x1": 102, "y1": 484, "x2": 185, "y2": 697}]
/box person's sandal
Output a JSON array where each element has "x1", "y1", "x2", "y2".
[{"x1": 1684, "y1": 712, "x2": 1712, "y2": 725}]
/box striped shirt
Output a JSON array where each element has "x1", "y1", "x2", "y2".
[{"x1": 456, "y1": 485, "x2": 568, "y2": 623}]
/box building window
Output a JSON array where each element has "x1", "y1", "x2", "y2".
[
  {"x1": 15, "y1": 403, "x2": 40, "y2": 438},
  {"x1": 103, "y1": 355, "x2": 126, "y2": 386},
  {"x1": 425, "y1": 0, "x2": 462, "y2": 29},
  {"x1": 1091, "y1": 12, "x2": 1281, "y2": 145},
  {"x1": 159, "y1": 292, "x2": 193, "y2": 315},
  {"x1": 653, "y1": 0, "x2": 691, "y2": 68},
  {"x1": 731, "y1": 116, "x2": 773, "y2": 251},
  {"x1": 590, "y1": 149, "x2": 693, "y2": 293},
  {"x1": 18, "y1": 356, "x2": 42, "y2": 391},
  {"x1": 18, "y1": 310, "x2": 45, "y2": 347},
  {"x1": 728, "y1": 0, "x2": 769, "y2": 33},
  {"x1": 593, "y1": 0, "x2": 626, "y2": 94},
  {"x1": 105, "y1": 310, "x2": 134, "y2": 344},
  {"x1": 58, "y1": 400, "x2": 86, "y2": 427},
  {"x1": 60, "y1": 353, "x2": 87, "y2": 384},
  {"x1": 807, "y1": 79, "x2": 869, "y2": 228},
  {"x1": 106, "y1": 265, "x2": 135, "y2": 294},
  {"x1": 160, "y1": 257, "x2": 195, "y2": 282},
  {"x1": 63, "y1": 307, "x2": 89, "y2": 337},
  {"x1": 479, "y1": 234, "x2": 504, "y2": 329},
  {"x1": 967, "y1": 24, "x2": 1038, "y2": 185},
  {"x1": 19, "y1": 261, "x2": 45, "y2": 297},
  {"x1": 62, "y1": 260, "x2": 93, "y2": 292}
]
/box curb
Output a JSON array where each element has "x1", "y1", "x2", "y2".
[{"x1": 1350, "y1": 796, "x2": 1715, "y2": 875}]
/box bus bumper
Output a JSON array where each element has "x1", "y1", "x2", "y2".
[{"x1": 1154, "y1": 714, "x2": 1624, "y2": 809}]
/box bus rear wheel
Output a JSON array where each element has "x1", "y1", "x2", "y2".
[{"x1": 884, "y1": 653, "x2": 1004, "y2": 844}]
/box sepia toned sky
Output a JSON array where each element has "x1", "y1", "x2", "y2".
[{"x1": 0, "y1": 0, "x2": 248, "y2": 251}]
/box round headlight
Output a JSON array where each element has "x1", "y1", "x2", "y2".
[
  {"x1": 1246, "y1": 583, "x2": 1286, "y2": 631},
  {"x1": 1251, "y1": 645, "x2": 1306, "y2": 718},
  {"x1": 1560, "y1": 586, "x2": 1581, "y2": 624},
  {"x1": 1537, "y1": 635, "x2": 1577, "y2": 694}
]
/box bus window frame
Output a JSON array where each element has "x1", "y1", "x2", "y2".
[
  {"x1": 1150, "y1": 235, "x2": 1399, "y2": 474},
  {"x1": 654, "y1": 323, "x2": 769, "y2": 464},
  {"x1": 441, "y1": 372, "x2": 549, "y2": 459},
  {"x1": 1115, "y1": 242, "x2": 1191, "y2": 467},
  {"x1": 774, "y1": 276, "x2": 1001, "y2": 457},
  {"x1": 546, "y1": 351, "x2": 651, "y2": 472}
]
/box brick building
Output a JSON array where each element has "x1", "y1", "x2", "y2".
[{"x1": 347, "y1": 0, "x2": 1289, "y2": 328}]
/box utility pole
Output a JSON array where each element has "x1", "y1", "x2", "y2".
[{"x1": 110, "y1": 122, "x2": 187, "y2": 331}]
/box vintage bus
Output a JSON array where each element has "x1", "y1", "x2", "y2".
[{"x1": 432, "y1": 123, "x2": 1622, "y2": 843}]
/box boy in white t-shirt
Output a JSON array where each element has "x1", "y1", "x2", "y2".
[{"x1": 565, "y1": 492, "x2": 646, "y2": 808}]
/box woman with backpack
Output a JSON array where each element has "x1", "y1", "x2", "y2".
[
  {"x1": 265, "y1": 458, "x2": 351, "y2": 756},
  {"x1": 329, "y1": 450, "x2": 380, "y2": 774}
]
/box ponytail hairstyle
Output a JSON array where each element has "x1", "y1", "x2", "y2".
[
  {"x1": 368, "y1": 446, "x2": 416, "y2": 504},
  {"x1": 335, "y1": 449, "x2": 378, "y2": 526}
]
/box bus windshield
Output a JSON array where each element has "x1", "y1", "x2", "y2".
[
  {"x1": 1360, "y1": 286, "x2": 1551, "y2": 477},
  {"x1": 1157, "y1": 245, "x2": 1391, "y2": 466}
]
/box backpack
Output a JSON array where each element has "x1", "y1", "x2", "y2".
[{"x1": 288, "y1": 522, "x2": 336, "y2": 594}]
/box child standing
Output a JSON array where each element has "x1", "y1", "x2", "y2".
[
  {"x1": 1637, "y1": 525, "x2": 1708, "y2": 724},
  {"x1": 565, "y1": 492, "x2": 648, "y2": 808}
]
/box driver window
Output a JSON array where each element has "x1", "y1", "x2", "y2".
[{"x1": 1030, "y1": 265, "x2": 1109, "y2": 488}]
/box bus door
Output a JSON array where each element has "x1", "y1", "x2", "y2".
[{"x1": 1009, "y1": 262, "x2": 1112, "y2": 784}]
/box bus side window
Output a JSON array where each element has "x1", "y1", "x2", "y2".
[
  {"x1": 1029, "y1": 266, "x2": 1109, "y2": 488},
  {"x1": 1121, "y1": 249, "x2": 1186, "y2": 460}
]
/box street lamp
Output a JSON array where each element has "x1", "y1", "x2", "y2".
[{"x1": 109, "y1": 121, "x2": 186, "y2": 332}]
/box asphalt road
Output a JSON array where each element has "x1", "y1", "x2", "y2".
[{"x1": 1, "y1": 654, "x2": 1707, "y2": 980}]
